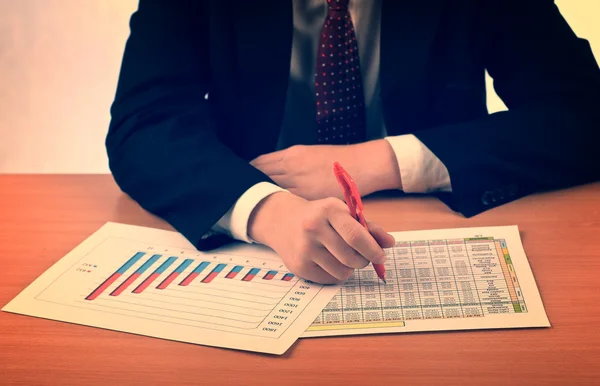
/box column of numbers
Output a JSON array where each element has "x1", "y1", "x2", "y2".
[
  {"x1": 341, "y1": 272, "x2": 362, "y2": 324},
  {"x1": 412, "y1": 241, "x2": 443, "y2": 319},
  {"x1": 466, "y1": 240, "x2": 514, "y2": 315},
  {"x1": 321, "y1": 292, "x2": 343, "y2": 324},
  {"x1": 393, "y1": 243, "x2": 421, "y2": 320},
  {"x1": 430, "y1": 241, "x2": 462, "y2": 318},
  {"x1": 359, "y1": 269, "x2": 383, "y2": 322},
  {"x1": 381, "y1": 254, "x2": 403, "y2": 321},
  {"x1": 449, "y1": 239, "x2": 483, "y2": 317}
]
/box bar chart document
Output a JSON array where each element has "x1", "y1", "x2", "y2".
[
  {"x1": 1, "y1": 222, "x2": 340, "y2": 355},
  {"x1": 302, "y1": 226, "x2": 550, "y2": 338}
]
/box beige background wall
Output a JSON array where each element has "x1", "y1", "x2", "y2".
[{"x1": 1, "y1": 1, "x2": 598, "y2": 173}]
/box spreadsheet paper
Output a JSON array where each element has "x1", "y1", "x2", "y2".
[
  {"x1": 302, "y1": 225, "x2": 550, "y2": 337},
  {"x1": 2, "y1": 222, "x2": 549, "y2": 353}
]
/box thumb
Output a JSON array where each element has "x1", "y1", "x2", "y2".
[{"x1": 367, "y1": 221, "x2": 395, "y2": 248}]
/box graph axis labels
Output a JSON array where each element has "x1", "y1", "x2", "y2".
[{"x1": 35, "y1": 238, "x2": 322, "y2": 339}]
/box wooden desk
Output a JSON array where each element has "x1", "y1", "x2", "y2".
[{"x1": 1, "y1": 175, "x2": 599, "y2": 385}]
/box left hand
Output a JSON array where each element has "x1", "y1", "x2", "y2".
[{"x1": 250, "y1": 140, "x2": 402, "y2": 200}]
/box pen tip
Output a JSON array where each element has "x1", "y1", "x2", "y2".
[{"x1": 382, "y1": 277, "x2": 387, "y2": 284}]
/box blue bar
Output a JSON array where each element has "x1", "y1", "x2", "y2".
[
  {"x1": 174, "y1": 259, "x2": 194, "y2": 273},
  {"x1": 213, "y1": 263, "x2": 227, "y2": 273},
  {"x1": 230, "y1": 265, "x2": 243, "y2": 273},
  {"x1": 248, "y1": 268, "x2": 260, "y2": 275},
  {"x1": 192, "y1": 261, "x2": 211, "y2": 273},
  {"x1": 116, "y1": 252, "x2": 146, "y2": 274},
  {"x1": 267, "y1": 270, "x2": 277, "y2": 276},
  {"x1": 134, "y1": 254, "x2": 161, "y2": 274},
  {"x1": 282, "y1": 273, "x2": 294, "y2": 280},
  {"x1": 155, "y1": 256, "x2": 177, "y2": 274}
]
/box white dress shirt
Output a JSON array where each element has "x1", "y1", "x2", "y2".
[{"x1": 212, "y1": 0, "x2": 452, "y2": 242}]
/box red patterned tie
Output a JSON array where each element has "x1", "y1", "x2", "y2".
[{"x1": 315, "y1": 0, "x2": 366, "y2": 145}]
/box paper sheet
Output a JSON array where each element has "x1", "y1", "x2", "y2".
[
  {"x1": 302, "y1": 225, "x2": 550, "y2": 337},
  {"x1": 2, "y1": 222, "x2": 550, "y2": 351},
  {"x1": 1, "y1": 222, "x2": 340, "y2": 355}
]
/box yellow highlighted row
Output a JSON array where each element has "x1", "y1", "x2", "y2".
[{"x1": 307, "y1": 321, "x2": 406, "y2": 331}]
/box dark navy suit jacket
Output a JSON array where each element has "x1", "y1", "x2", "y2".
[{"x1": 106, "y1": 0, "x2": 600, "y2": 250}]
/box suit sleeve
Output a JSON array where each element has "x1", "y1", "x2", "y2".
[
  {"x1": 106, "y1": 0, "x2": 272, "y2": 249},
  {"x1": 414, "y1": 0, "x2": 600, "y2": 217}
]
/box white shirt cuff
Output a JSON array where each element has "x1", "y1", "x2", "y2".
[
  {"x1": 384, "y1": 134, "x2": 452, "y2": 193},
  {"x1": 212, "y1": 182, "x2": 287, "y2": 243}
]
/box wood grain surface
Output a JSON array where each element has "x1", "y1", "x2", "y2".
[{"x1": 1, "y1": 175, "x2": 599, "y2": 385}]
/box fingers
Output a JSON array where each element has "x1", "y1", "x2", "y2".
[
  {"x1": 250, "y1": 151, "x2": 286, "y2": 175},
  {"x1": 319, "y1": 225, "x2": 370, "y2": 269},
  {"x1": 278, "y1": 196, "x2": 394, "y2": 286},
  {"x1": 312, "y1": 249, "x2": 355, "y2": 282},
  {"x1": 251, "y1": 160, "x2": 285, "y2": 176},
  {"x1": 367, "y1": 221, "x2": 396, "y2": 248},
  {"x1": 294, "y1": 259, "x2": 349, "y2": 285},
  {"x1": 250, "y1": 150, "x2": 284, "y2": 166},
  {"x1": 328, "y1": 211, "x2": 387, "y2": 264}
]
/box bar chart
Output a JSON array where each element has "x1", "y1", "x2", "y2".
[
  {"x1": 3, "y1": 222, "x2": 549, "y2": 354},
  {"x1": 5, "y1": 222, "x2": 340, "y2": 354},
  {"x1": 69, "y1": 245, "x2": 305, "y2": 334},
  {"x1": 157, "y1": 259, "x2": 193, "y2": 289},
  {"x1": 86, "y1": 253, "x2": 296, "y2": 299}
]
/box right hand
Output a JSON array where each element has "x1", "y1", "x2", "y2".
[{"x1": 248, "y1": 192, "x2": 395, "y2": 284}]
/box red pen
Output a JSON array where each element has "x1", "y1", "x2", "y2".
[{"x1": 333, "y1": 162, "x2": 387, "y2": 284}]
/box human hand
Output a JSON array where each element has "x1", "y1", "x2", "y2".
[
  {"x1": 247, "y1": 191, "x2": 395, "y2": 284},
  {"x1": 250, "y1": 139, "x2": 402, "y2": 200}
]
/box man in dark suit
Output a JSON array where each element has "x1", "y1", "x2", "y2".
[{"x1": 106, "y1": 0, "x2": 600, "y2": 284}]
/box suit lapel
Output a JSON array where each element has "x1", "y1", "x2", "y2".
[
  {"x1": 380, "y1": 0, "x2": 445, "y2": 132},
  {"x1": 226, "y1": 0, "x2": 445, "y2": 153},
  {"x1": 232, "y1": 1, "x2": 294, "y2": 158}
]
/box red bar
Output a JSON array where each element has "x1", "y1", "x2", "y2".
[
  {"x1": 282, "y1": 275, "x2": 293, "y2": 281},
  {"x1": 179, "y1": 272, "x2": 200, "y2": 286},
  {"x1": 132, "y1": 272, "x2": 160, "y2": 294},
  {"x1": 86, "y1": 273, "x2": 122, "y2": 300},
  {"x1": 225, "y1": 271, "x2": 239, "y2": 279},
  {"x1": 242, "y1": 273, "x2": 256, "y2": 282},
  {"x1": 202, "y1": 271, "x2": 219, "y2": 283},
  {"x1": 110, "y1": 273, "x2": 140, "y2": 296},
  {"x1": 263, "y1": 273, "x2": 275, "y2": 280},
  {"x1": 157, "y1": 271, "x2": 180, "y2": 289}
]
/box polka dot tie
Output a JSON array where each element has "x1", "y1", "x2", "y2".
[{"x1": 315, "y1": 0, "x2": 366, "y2": 145}]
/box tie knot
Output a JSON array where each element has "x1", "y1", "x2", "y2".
[{"x1": 327, "y1": 0, "x2": 349, "y2": 12}]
